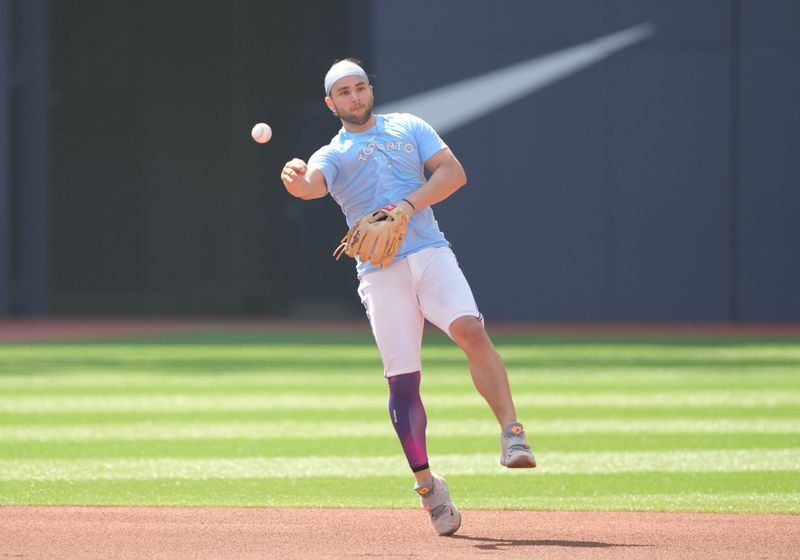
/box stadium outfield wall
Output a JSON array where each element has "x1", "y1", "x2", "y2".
[{"x1": 1, "y1": 1, "x2": 798, "y2": 321}]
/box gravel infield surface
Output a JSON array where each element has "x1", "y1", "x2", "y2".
[{"x1": 2, "y1": 506, "x2": 799, "y2": 560}]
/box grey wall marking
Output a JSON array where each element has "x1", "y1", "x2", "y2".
[{"x1": 375, "y1": 23, "x2": 656, "y2": 135}]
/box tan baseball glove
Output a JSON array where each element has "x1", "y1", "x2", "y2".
[{"x1": 333, "y1": 202, "x2": 413, "y2": 269}]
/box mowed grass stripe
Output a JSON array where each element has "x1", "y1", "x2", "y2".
[
  {"x1": 1, "y1": 449, "x2": 798, "y2": 480},
  {"x1": 2, "y1": 391, "x2": 798, "y2": 413},
  {"x1": 6, "y1": 434, "x2": 800, "y2": 460},
  {"x1": 2, "y1": 361, "x2": 797, "y2": 375},
  {"x1": 3, "y1": 418, "x2": 800, "y2": 441},
  {"x1": 3, "y1": 343, "x2": 800, "y2": 358},
  {"x1": 5, "y1": 405, "x2": 800, "y2": 428},
  {"x1": 0, "y1": 370, "x2": 800, "y2": 398},
  {"x1": 1, "y1": 370, "x2": 797, "y2": 390},
  {"x1": 3, "y1": 477, "x2": 795, "y2": 512},
  {"x1": 2, "y1": 344, "x2": 799, "y2": 376}
]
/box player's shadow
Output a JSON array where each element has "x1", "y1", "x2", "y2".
[{"x1": 450, "y1": 534, "x2": 647, "y2": 551}]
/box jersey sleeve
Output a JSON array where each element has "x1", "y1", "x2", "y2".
[
  {"x1": 407, "y1": 114, "x2": 448, "y2": 164},
  {"x1": 308, "y1": 146, "x2": 339, "y2": 191}
]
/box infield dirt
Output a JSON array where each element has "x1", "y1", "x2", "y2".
[{"x1": 2, "y1": 506, "x2": 799, "y2": 560}]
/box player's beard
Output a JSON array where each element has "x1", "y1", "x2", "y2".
[{"x1": 334, "y1": 94, "x2": 375, "y2": 126}]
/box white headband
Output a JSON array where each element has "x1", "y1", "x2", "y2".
[{"x1": 324, "y1": 61, "x2": 369, "y2": 95}]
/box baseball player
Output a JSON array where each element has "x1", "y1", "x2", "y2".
[{"x1": 280, "y1": 59, "x2": 536, "y2": 536}]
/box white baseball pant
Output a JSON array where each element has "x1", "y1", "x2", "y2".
[{"x1": 357, "y1": 246, "x2": 483, "y2": 377}]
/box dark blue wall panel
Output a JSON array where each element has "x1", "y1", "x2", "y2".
[
  {"x1": 0, "y1": 0, "x2": 10, "y2": 314},
  {"x1": 737, "y1": 1, "x2": 800, "y2": 320},
  {"x1": 372, "y1": 1, "x2": 736, "y2": 320},
  {"x1": 17, "y1": 0, "x2": 798, "y2": 321}
]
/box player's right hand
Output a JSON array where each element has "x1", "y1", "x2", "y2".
[{"x1": 281, "y1": 158, "x2": 307, "y2": 187}]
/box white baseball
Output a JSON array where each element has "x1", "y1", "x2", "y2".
[{"x1": 251, "y1": 122, "x2": 272, "y2": 144}]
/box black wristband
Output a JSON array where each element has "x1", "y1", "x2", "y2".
[{"x1": 402, "y1": 198, "x2": 416, "y2": 211}]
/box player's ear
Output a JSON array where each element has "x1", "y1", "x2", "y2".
[{"x1": 324, "y1": 96, "x2": 336, "y2": 115}]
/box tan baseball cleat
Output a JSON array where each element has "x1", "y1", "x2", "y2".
[
  {"x1": 414, "y1": 473, "x2": 461, "y2": 536},
  {"x1": 500, "y1": 422, "x2": 537, "y2": 468}
]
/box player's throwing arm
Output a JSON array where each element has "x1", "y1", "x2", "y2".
[{"x1": 280, "y1": 158, "x2": 327, "y2": 200}]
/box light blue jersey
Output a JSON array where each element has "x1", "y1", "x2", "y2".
[{"x1": 309, "y1": 113, "x2": 451, "y2": 275}]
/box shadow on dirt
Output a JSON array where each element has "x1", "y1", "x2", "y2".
[{"x1": 450, "y1": 534, "x2": 648, "y2": 551}]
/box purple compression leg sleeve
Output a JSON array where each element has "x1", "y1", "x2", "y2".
[{"x1": 387, "y1": 371, "x2": 429, "y2": 472}]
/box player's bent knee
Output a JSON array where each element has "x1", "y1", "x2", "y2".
[{"x1": 449, "y1": 316, "x2": 488, "y2": 350}]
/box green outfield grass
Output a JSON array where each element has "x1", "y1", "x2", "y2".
[{"x1": 1, "y1": 329, "x2": 798, "y2": 513}]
